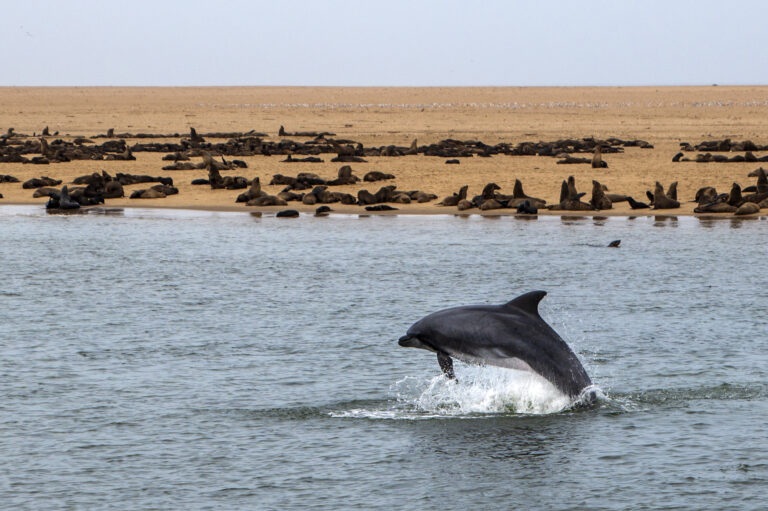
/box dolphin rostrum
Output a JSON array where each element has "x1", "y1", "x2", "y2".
[{"x1": 398, "y1": 291, "x2": 595, "y2": 401}]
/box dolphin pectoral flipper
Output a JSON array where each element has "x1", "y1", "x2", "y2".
[{"x1": 437, "y1": 353, "x2": 456, "y2": 380}]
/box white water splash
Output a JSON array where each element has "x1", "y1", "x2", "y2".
[
  {"x1": 331, "y1": 365, "x2": 581, "y2": 420},
  {"x1": 396, "y1": 365, "x2": 574, "y2": 416}
]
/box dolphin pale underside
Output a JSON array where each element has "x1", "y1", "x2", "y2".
[{"x1": 398, "y1": 290, "x2": 593, "y2": 400}]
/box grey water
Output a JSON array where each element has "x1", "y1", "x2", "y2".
[{"x1": 1, "y1": 206, "x2": 767, "y2": 510}]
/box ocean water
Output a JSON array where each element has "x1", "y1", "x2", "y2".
[{"x1": 1, "y1": 206, "x2": 767, "y2": 510}]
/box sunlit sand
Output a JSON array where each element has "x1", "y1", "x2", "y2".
[{"x1": 1, "y1": 86, "x2": 767, "y2": 215}]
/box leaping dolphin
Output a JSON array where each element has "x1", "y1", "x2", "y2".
[{"x1": 398, "y1": 290, "x2": 595, "y2": 402}]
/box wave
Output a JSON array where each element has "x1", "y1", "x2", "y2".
[{"x1": 609, "y1": 382, "x2": 768, "y2": 409}]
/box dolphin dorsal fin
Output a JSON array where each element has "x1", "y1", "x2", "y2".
[{"x1": 504, "y1": 290, "x2": 547, "y2": 315}]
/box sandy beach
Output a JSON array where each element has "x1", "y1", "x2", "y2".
[{"x1": 2, "y1": 86, "x2": 768, "y2": 215}]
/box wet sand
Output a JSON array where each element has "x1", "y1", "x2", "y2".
[{"x1": 2, "y1": 86, "x2": 768, "y2": 215}]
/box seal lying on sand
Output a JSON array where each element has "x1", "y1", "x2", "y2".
[
  {"x1": 627, "y1": 196, "x2": 650, "y2": 209},
  {"x1": 398, "y1": 290, "x2": 596, "y2": 402},
  {"x1": 694, "y1": 195, "x2": 737, "y2": 213},
  {"x1": 438, "y1": 185, "x2": 468, "y2": 207},
  {"x1": 735, "y1": 202, "x2": 760, "y2": 216}
]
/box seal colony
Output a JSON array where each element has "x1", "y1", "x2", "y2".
[
  {"x1": 2, "y1": 86, "x2": 768, "y2": 217},
  {"x1": 3, "y1": 127, "x2": 768, "y2": 217}
]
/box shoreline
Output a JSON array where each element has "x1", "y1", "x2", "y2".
[{"x1": 2, "y1": 202, "x2": 765, "y2": 220}]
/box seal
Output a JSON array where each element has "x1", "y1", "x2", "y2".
[
  {"x1": 694, "y1": 196, "x2": 737, "y2": 213},
  {"x1": 590, "y1": 180, "x2": 612, "y2": 210},
  {"x1": 516, "y1": 199, "x2": 538, "y2": 215},
  {"x1": 549, "y1": 177, "x2": 593, "y2": 210},
  {"x1": 727, "y1": 183, "x2": 743, "y2": 206},
  {"x1": 510, "y1": 179, "x2": 546, "y2": 208},
  {"x1": 591, "y1": 145, "x2": 606, "y2": 168},
  {"x1": 45, "y1": 186, "x2": 80, "y2": 210},
  {"x1": 666, "y1": 181, "x2": 679, "y2": 201},
  {"x1": 734, "y1": 202, "x2": 760, "y2": 216},
  {"x1": 695, "y1": 186, "x2": 718, "y2": 205},
  {"x1": 438, "y1": 185, "x2": 469, "y2": 207},
  {"x1": 652, "y1": 182, "x2": 680, "y2": 209}
]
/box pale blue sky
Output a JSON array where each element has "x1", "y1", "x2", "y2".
[{"x1": 1, "y1": 0, "x2": 767, "y2": 86}]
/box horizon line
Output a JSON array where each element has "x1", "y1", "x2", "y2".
[{"x1": 1, "y1": 83, "x2": 766, "y2": 88}]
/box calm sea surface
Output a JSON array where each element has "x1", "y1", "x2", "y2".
[{"x1": 1, "y1": 206, "x2": 767, "y2": 510}]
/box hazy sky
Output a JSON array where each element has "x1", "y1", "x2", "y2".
[{"x1": 2, "y1": 0, "x2": 767, "y2": 86}]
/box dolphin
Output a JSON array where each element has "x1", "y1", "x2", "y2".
[{"x1": 398, "y1": 290, "x2": 595, "y2": 402}]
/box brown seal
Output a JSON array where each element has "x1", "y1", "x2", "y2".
[
  {"x1": 510, "y1": 179, "x2": 546, "y2": 208},
  {"x1": 695, "y1": 186, "x2": 718, "y2": 205},
  {"x1": 549, "y1": 176, "x2": 591, "y2": 210},
  {"x1": 591, "y1": 146, "x2": 603, "y2": 169},
  {"x1": 479, "y1": 199, "x2": 503, "y2": 211},
  {"x1": 548, "y1": 198, "x2": 593, "y2": 211},
  {"x1": 734, "y1": 202, "x2": 760, "y2": 215},
  {"x1": 130, "y1": 188, "x2": 166, "y2": 199},
  {"x1": 755, "y1": 167, "x2": 768, "y2": 194},
  {"x1": 480, "y1": 182, "x2": 501, "y2": 200},
  {"x1": 666, "y1": 181, "x2": 678, "y2": 201},
  {"x1": 363, "y1": 171, "x2": 395, "y2": 182},
  {"x1": 590, "y1": 180, "x2": 612, "y2": 210},
  {"x1": 457, "y1": 199, "x2": 474, "y2": 211},
  {"x1": 327, "y1": 165, "x2": 360, "y2": 186},
  {"x1": 357, "y1": 189, "x2": 377, "y2": 205},
  {"x1": 567, "y1": 176, "x2": 579, "y2": 199},
  {"x1": 248, "y1": 195, "x2": 287, "y2": 206},
  {"x1": 694, "y1": 196, "x2": 737, "y2": 213},
  {"x1": 474, "y1": 183, "x2": 501, "y2": 208},
  {"x1": 604, "y1": 192, "x2": 629, "y2": 203},
  {"x1": 439, "y1": 185, "x2": 468, "y2": 207},
  {"x1": 652, "y1": 182, "x2": 680, "y2": 209},
  {"x1": 627, "y1": 196, "x2": 650, "y2": 209},
  {"x1": 410, "y1": 191, "x2": 437, "y2": 203},
  {"x1": 727, "y1": 183, "x2": 743, "y2": 206},
  {"x1": 236, "y1": 177, "x2": 266, "y2": 203}
]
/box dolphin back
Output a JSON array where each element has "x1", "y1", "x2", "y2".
[{"x1": 404, "y1": 291, "x2": 592, "y2": 398}]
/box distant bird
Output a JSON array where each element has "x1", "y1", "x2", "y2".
[{"x1": 608, "y1": 240, "x2": 621, "y2": 248}]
